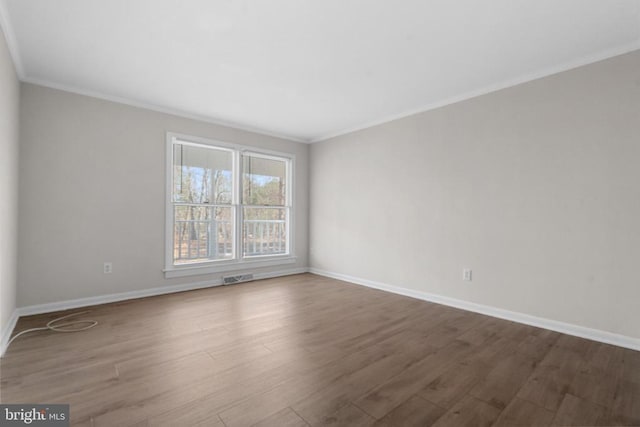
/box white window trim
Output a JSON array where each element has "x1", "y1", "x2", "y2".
[{"x1": 164, "y1": 132, "x2": 296, "y2": 279}]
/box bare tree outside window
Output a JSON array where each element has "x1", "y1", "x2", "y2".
[{"x1": 170, "y1": 138, "x2": 291, "y2": 266}]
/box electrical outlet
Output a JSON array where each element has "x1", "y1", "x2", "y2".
[
  {"x1": 104, "y1": 262, "x2": 113, "y2": 274},
  {"x1": 463, "y1": 268, "x2": 472, "y2": 281}
]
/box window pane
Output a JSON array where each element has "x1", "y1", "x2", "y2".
[
  {"x1": 242, "y1": 155, "x2": 287, "y2": 206},
  {"x1": 243, "y1": 207, "x2": 287, "y2": 257},
  {"x1": 174, "y1": 205, "x2": 234, "y2": 263},
  {"x1": 173, "y1": 143, "x2": 232, "y2": 204}
]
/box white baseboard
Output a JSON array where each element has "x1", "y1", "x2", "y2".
[
  {"x1": 0, "y1": 267, "x2": 307, "y2": 357},
  {"x1": 18, "y1": 267, "x2": 308, "y2": 317},
  {"x1": 252, "y1": 267, "x2": 308, "y2": 280},
  {"x1": 1, "y1": 309, "x2": 19, "y2": 357},
  {"x1": 6, "y1": 266, "x2": 636, "y2": 355},
  {"x1": 308, "y1": 268, "x2": 640, "y2": 352},
  {"x1": 17, "y1": 279, "x2": 223, "y2": 317}
]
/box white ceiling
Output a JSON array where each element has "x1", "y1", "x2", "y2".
[{"x1": 1, "y1": 1, "x2": 639, "y2": 142}]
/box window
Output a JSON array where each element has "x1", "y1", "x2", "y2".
[{"x1": 165, "y1": 133, "x2": 294, "y2": 277}]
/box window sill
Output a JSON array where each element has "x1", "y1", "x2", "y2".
[{"x1": 163, "y1": 255, "x2": 297, "y2": 279}]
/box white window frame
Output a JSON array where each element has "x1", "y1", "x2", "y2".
[{"x1": 164, "y1": 132, "x2": 296, "y2": 278}]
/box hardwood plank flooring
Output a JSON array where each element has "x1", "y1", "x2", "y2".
[
  {"x1": 1, "y1": 273, "x2": 638, "y2": 426},
  {"x1": 492, "y1": 398, "x2": 555, "y2": 426}
]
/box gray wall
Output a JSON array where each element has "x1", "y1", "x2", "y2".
[
  {"x1": 18, "y1": 84, "x2": 309, "y2": 306},
  {"x1": 310, "y1": 50, "x2": 640, "y2": 339},
  {"x1": 0, "y1": 26, "x2": 19, "y2": 334}
]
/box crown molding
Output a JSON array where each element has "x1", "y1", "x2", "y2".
[
  {"x1": 1, "y1": 0, "x2": 310, "y2": 143},
  {"x1": 2, "y1": 0, "x2": 638, "y2": 145},
  {"x1": 310, "y1": 41, "x2": 640, "y2": 143},
  {"x1": 0, "y1": 0, "x2": 24, "y2": 78},
  {"x1": 21, "y1": 76, "x2": 310, "y2": 144}
]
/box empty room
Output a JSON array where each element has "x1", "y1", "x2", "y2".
[{"x1": 1, "y1": 1, "x2": 639, "y2": 426}]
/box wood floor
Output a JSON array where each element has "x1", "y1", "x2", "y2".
[{"x1": 1, "y1": 273, "x2": 639, "y2": 426}]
